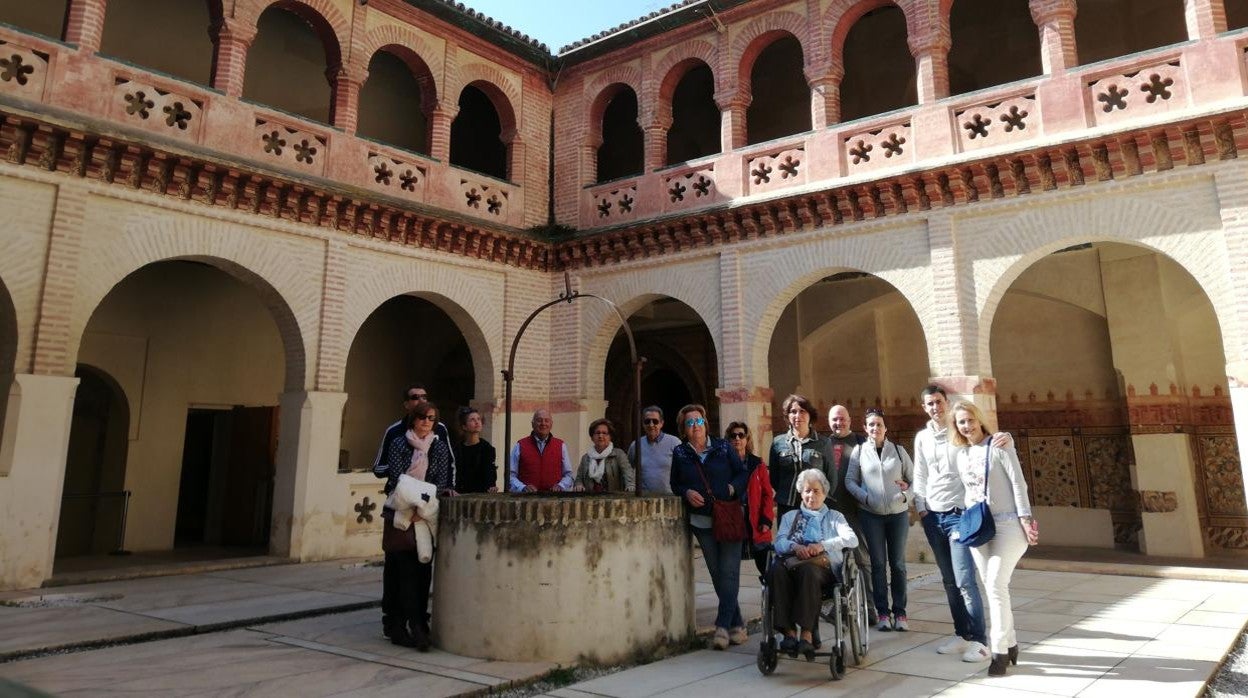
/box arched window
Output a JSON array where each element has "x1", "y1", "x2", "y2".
[
  {"x1": 358, "y1": 49, "x2": 434, "y2": 155},
  {"x1": 746, "y1": 34, "x2": 810, "y2": 144},
  {"x1": 450, "y1": 84, "x2": 508, "y2": 180},
  {"x1": 596, "y1": 85, "x2": 643, "y2": 182},
  {"x1": 1074, "y1": 0, "x2": 1186, "y2": 65},
  {"x1": 0, "y1": 0, "x2": 67, "y2": 39},
  {"x1": 840, "y1": 5, "x2": 915, "y2": 123},
  {"x1": 100, "y1": 0, "x2": 217, "y2": 85},
  {"x1": 948, "y1": 0, "x2": 1041, "y2": 94},
  {"x1": 242, "y1": 6, "x2": 336, "y2": 123},
  {"x1": 666, "y1": 62, "x2": 719, "y2": 165}
]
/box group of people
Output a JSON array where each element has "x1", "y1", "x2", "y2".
[{"x1": 370, "y1": 383, "x2": 1038, "y2": 678}]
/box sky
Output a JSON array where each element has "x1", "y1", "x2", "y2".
[{"x1": 460, "y1": 0, "x2": 680, "y2": 52}]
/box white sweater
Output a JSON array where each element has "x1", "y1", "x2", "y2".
[{"x1": 955, "y1": 440, "x2": 1032, "y2": 520}]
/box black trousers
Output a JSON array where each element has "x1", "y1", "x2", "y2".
[
  {"x1": 777, "y1": 503, "x2": 874, "y2": 606},
  {"x1": 383, "y1": 550, "x2": 433, "y2": 629},
  {"x1": 771, "y1": 560, "x2": 832, "y2": 632}
]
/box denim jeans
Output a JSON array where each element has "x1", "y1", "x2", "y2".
[
  {"x1": 692, "y1": 525, "x2": 744, "y2": 630},
  {"x1": 859, "y1": 510, "x2": 908, "y2": 617},
  {"x1": 929, "y1": 509, "x2": 987, "y2": 645}
]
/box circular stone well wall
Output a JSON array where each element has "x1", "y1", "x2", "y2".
[{"x1": 432, "y1": 494, "x2": 695, "y2": 664}]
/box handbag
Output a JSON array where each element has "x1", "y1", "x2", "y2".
[
  {"x1": 380, "y1": 508, "x2": 418, "y2": 553},
  {"x1": 693, "y1": 450, "x2": 746, "y2": 543},
  {"x1": 781, "y1": 551, "x2": 831, "y2": 570},
  {"x1": 956, "y1": 443, "x2": 996, "y2": 547}
]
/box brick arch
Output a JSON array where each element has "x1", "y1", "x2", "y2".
[
  {"x1": 581, "y1": 268, "x2": 723, "y2": 402},
  {"x1": 70, "y1": 223, "x2": 316, "y2": 392},
  {"x1": 235, "y1": 0, "x2": 347, "y2": 69},
  {"x1": 743, "y1": 230, "x2": 935, "y2": 389},
  {"x1": 336, "y1": 262, "x2": 500, "y2": 402},
  {"x1": 652, "y1": 40, "x2": 718, "y2": 122},
  {"x1": 975, "y1": 198, "x2": 1242, "y2": 375},
  {"x1": 825, "y1": 0, "x2": 922, "y2": 68},
  {"x1": 731, "y1": 10, "x2": 811, "y2": 94},
  {"x1": 448, "y1": 63, "x2": 520, "y2": 130},
  {"x1": 585, "y1": 81, "x2": 641, "y2": 154},
  {"x1": 356, "y1": 24, "x2": 443, "y2": 102}
]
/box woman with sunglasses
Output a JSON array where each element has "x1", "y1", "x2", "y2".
[
  {"x1": 726, "y1": 421, "x2": 774, "y2": 578},
  {"x1": 377, "y1": 401, "x2": 454, "y2": 651},
  {"x1": 670, "y1": 404, "x2": 748, "y2": 650},
  {"x1": 845, "y1": 407, "x2": 914, "y2": 632}
]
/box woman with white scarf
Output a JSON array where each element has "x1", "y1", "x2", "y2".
[
  {"x1": 573, "y1": 418, "x2": 634, "y2": 492},
  {"x1": 378, "y1": 401, "x2": 453, "y2": 652}
]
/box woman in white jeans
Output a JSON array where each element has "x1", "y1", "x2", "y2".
[{"x1": 949, "y1": 400, "x2": 1039, "y2": 677}]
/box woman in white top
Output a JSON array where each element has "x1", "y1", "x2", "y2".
[
  {"x1": 949, "y1": 400, "x2": 1039, "y2": 677},
  {"x1": 845, "y1": 408, "x2": 914, "y2": 632}
]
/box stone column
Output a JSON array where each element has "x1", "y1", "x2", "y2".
[
  {"x1": 1185, "y1": 0, "x2": 1228, "y2": 40},
  {"x1": 209, "y1": 18, "x2": 256, "y2": 98},
  {"x1": 714, "y1": 90, "x2": 750, "y2": 152},
  {"x1": 428, "y1": 102, "x2": 458, "y2": 162},
  {"x1": 1101, "y1": 253, "x2": 1204, "y2": 557},
  {"x1": 270, "y1": 391, "x2": 348, "y2": 560},
  {"x1": 329, "y1": 64, "x2": 365, "y2": 134},
  {"x1": 1029, "y1": 0, "x2": 1079, "y2": 74},
  {"x1": 64, "y1": 0, "x2": 107, "y2": 51},
  {"x1": 908, "y1": 31, "x2": 951, "y2": 104},
  {"x1": 0, "y1": 374, "x2": 79, "y2": 590}
]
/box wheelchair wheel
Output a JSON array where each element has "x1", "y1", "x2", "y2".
[
  {"x1": 829, "y1": 645, "x2": 845, "y2": 680},
  {"x1": 757, "y1": 638, "x2": 778, "y2": 675},
  {"x1": 853, "y1": 564, "x2": 871, "y2": 658},
  {"x1": 847, "y1": 607, "x2": 863, "y2": 666}
]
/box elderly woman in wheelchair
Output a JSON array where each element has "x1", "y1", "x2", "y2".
[{"x1": 766, "y1": 468, "x2": 863, "y2": 671}]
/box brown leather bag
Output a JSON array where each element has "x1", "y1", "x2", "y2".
[
  {"x1": 380, "y1": 509, "x2": 418, "y2": 553},
  {"x1": 694, "y1": 457, "x2": 746, "y2": 543}
]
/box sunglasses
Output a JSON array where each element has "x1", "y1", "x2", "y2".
[
  {"x1": 415, "y1": 414, "x2": 437, "y2": 421},
  {"x1": 684, "y1": 417, "x2": 706, "y2": 427},
  {"x1": 728, "y1": 432, "x2": 747, "y2": 439},
  {"x1": 642, "y1": 419, "x2": 661, "y2": 426}
]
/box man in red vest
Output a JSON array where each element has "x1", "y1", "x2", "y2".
[{"x1": 508, "y1": 408, "x2": 574, "y2": 492}]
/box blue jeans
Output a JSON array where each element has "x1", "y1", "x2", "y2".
[
  {"x1": 927, "y1": 509, "x2": 987, "y2": 645},
  {"x1": 692, "y1": 525, "x2": 744, "y2": 630},
  {"x1": 860, "y1": 510, "x2": 909, "y2": 617}
]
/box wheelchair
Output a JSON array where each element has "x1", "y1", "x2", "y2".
[{"x1": 756, "y1": 546, "x2": 870, "y2": 679}]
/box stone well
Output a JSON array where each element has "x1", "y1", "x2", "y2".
[{"x1": 432, "y1": 494, "x2": 694, "y2": 664}]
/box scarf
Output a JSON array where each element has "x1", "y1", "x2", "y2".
[
  {"x1": 405, "y1": 429, "x2": 435, "y2": 481},
  {"x1": 588, "y1": 442, "x2": 613, "y2": 481},
  {"x1": 791, "y1": 505, "x2": 827, "y2": 545}
]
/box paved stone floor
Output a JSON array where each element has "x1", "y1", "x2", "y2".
[{"x1": 0, "y1": 557, "x2": 1245, "y2": 696}]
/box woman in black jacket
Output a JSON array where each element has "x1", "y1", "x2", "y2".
[
  {"x1": 768, "y1": 394, "x2": 836, "y2": 517},
  {"x1": 669, "y1": 403, "x2": 748, "y2": 650}
]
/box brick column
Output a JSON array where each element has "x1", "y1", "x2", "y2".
[
  {"x1": 1029, "y1": 0, "x2": 1079, "y2": 74},
  {"x1": 63, "y1": 0, "x2": 107, "y2": 50},
  {"x1": 329, "y1": 64, "x2": 365, "y2": 134},
  {"x1": 501, "y1": 128, "x2": 524, "y2": 183},
  {"x1": 642, "y1": 113, "x2": 671, "y2": 172},
  {"x1": 428, "y1": 102, "x2": 458, "y2": 162},
  {"x1": 808, "y1": 64, "x2": 844, "y2": 129},
  {"x1": 210, "y1": 18, "x2": 256, "y2": 98},
  {"x1": 925, "y1": 213, "x2": 978, "y2": 379},
  {"x1": 714, "y1": 90, "x2": 749, "y2": 152},
  {"x1": 1185, "y1": 0, "x2": 1228, "y2": 40},
  {"x1": 908, "y1": 31, "x2": 951, "y2": 104}
]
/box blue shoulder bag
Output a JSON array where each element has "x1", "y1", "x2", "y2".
[{"x1": 956, "y1": 443, "x2": 995, "y2": 547}]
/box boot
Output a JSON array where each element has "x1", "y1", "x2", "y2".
[
  {"x1": 1008, "y1": 644, "x2": 1019, "y2": 665},
  {"x1": 409, "y1": 620, "x2": 431, "y2": 652},
  {"x1": 988, "y1": 653, "x2": 1009, "y2": 677},
  {"x1": 390, "y1": 624, "x2": 418, "y2": 648}
]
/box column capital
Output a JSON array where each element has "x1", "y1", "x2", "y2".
[
  {"x1": 1029, "y1": 0, "x2": 1078, "y2": 24},
  {"x1": 713, "y1": 90, "x2": 751, "y2": 112},
  {"x1": 907, "y1": 29, "x2": 952, "y2": 60},
  {"x1": 716, "y1": 385, "x2": 775, "y2": 404}
]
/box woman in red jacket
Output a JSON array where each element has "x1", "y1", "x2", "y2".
[{"x1": 726, "y1": 421, "x2": 775, "y2": 578}]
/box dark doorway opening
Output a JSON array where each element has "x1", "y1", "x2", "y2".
[{"x1": 175, "y1": 406, "x2": 275, "y2": 549}]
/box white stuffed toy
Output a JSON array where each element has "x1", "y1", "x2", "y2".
[{"x1": 385, "y1": 474, "x2": 440, "y2": 563}]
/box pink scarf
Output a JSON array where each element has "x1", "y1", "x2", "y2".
[{"x1": 405, "y1": 429, "x2": 435, "y2": 481}]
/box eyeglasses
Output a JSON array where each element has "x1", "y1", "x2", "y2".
[
  {"x1": 684, "y1": 417, "x2": 706, "y2": 427},
  {"x1": 415, "y1": 414, "x2": 437, "y2": 421},
  {"x1": 407, "y1": 394, "x2": 427, "y2": 401},
  {"x1": 592, "y1": 431, "x2": 611, "y2": 437},
  {"x1": 728, "y1": 432, "x2": 747, "y2": 439},
  {"x1": 642, "y1": 419, "x2": 661, "y2": 426}
]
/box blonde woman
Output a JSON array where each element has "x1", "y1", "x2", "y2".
[{"x1": 948, "y1": 400, "x2": 1039, "y2": 677}]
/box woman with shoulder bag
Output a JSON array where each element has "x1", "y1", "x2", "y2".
[
  {"x1": 670, "y1": 404, "x2": 748, "y2": 650},
  {"x1": 769, "y1": 394, "x2": 836, "y2": 518},
  {"x1": 949, "y1": 400, "x2": 1038, "y2": 677},
  {"x1": 845, "y1": 407, "x2": 915, "y2": 632},
  {"x1": 727, "y1": 421, "x2": 775, "y2": 578}
]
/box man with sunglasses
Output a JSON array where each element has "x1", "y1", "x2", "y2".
[
  {"x1": 627, "y1": 405, "x2": 681, "y2": 494},
  {"x1": 372, "y1": 384, "x2": 455, "y2": 641}
]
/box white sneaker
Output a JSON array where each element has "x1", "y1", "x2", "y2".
[
  {"x1": 961, "y1": 641, "x2": 991, "y2": 663},
  {"x1": 937, "y1": 636, "x2": 969, "y2": 655}
]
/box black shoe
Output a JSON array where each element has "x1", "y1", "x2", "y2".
[
  {"x1": 390, "y1": 625, "x2": 418, "y2": 648},
  {"x1": 409, "y1": 622, "x2": 431, "y2": 652},
  {"x1": 1007, "y1": 644, "x2": 1018, "y2": 665},
  {"x1": 988, "y1": 653, "x2": 1009, "y2": 677},
  {"x1": 798, "y1": 639, "x2": 816, "y2": 661},
  {"x1": 780, "y1": 635, "x2": 799, "y2": 657},
  {"x1": 382, "y1": 615, "x2": 396, "y2": 639}
]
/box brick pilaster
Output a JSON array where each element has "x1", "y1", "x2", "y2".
[
  {"x1": 32, "y1": 185, "x2": 88, "y2": 377},
  {"x1": 63, "y1": 0, "x2": 107, "y2": 51},
  {"x1": 315, "y1": 240, "x2": 348, "y2": 391},
  {"x1": 1186, "y1": 0, "x2": 1228, "y2": 40},
  {"x1": 926, "y1": 213, "x2": 978, "y2": 377},
  {"x1": 210, "y1": 18, "x2": 256, "y2": 98},
  {"x1": 1214, "y1": 168, "x2": 1248, "y2": 365},
  {"x1": 1030, "y1": 0, "x2": 1079, "y2": 74}
]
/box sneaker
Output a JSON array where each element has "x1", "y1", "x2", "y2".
[
  {"x1": 729, "y1": 626, "x2": 748, "y2": 645},
  {"x1": 892, "y1": 614, "x2": 909, "y2": 631},
  {"x1": 712, "y1": 627, "x2": 730, "y2": 650},
  {"x1": 937, "y1": 636, "x2": 969, "y2": 655},
  {"x1": 961, "y1": 641, "x2": 991, "y2": 663},
  {"x1": 876, "y1": 616, "x2": 893, "y2": 632}
]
